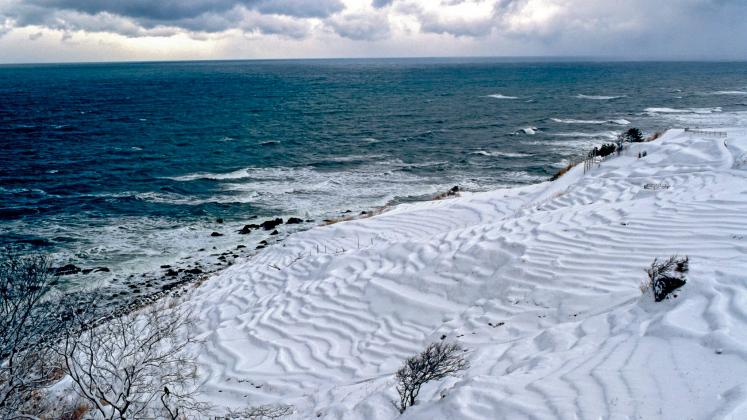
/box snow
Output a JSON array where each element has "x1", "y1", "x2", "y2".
[{"x1": 185, "y1": 127, "x2": 747, "y2": 419}]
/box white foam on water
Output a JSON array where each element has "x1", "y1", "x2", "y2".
[
  {"x1": 471, "y1": 150, "x2": 531, "y2": 158},
  {"x1": 168, "y1": 168, "x2": 254, "y2": 181},
  {"x1": 514, "y1": 127, "x2": 538, "y2": 135},
  {"x1": 485, "y1": 93, "x2": 518, "y2": 99},
  {"x1": 552, "y1": 131, "x2": 619, "y2": 139},
  {"x1": 645, "y1": 107, "x2": 722, "y2": 114},
  {"x1": 552, "y1": 118, "x2": 630, "y2": 125},
  {"x1": 710, "y1": 90, "x2": 747, "y2": 95},
  {"x1": 575, "y1": 94, "x2": 625, "y2": 100}
]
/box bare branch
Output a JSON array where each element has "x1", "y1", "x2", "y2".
[{"x1": 395, "y1": 341, "x2": 468, "y2": 413}]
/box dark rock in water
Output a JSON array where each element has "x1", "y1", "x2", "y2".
[
  {"x1": 360, "y1": 211, "x2": 368, "y2": 215},
  {"x1": 344, "y1": 210, "x2": 352, "y2": 213},
  {"x1": 184, "y1": 268, "x2": 202, "y2": 275},
  {"x1": 54, "y1": 264, "x2": 81, "y2": 276},
  {"x1": 216, "y1": 218, "x2": 224, "y2": 223},
  {"x1": 165, "y1": 269, "x2": 178, "y2": 277},
  {"x1": 259, "y1": 240, "x2": 268, "y2": 245},
  {"x1": 260, "y1": 218, "x2": 283, "y2": 230},
  {"x1": 211, "y1": 232, "x2": 224, "y2": 237},
  {"x1": 160, "y1": 265, "x2": 171, "y2": 269},
  {"x1": 238, "y1": 225, "x2": 254, "y2": 235},
  {"x1": 286, "y1": 217, "x2": 303, "y2": 224},
  {"x1": 82, "y1": 268, "x2": 93, "y2": 275},
  {"x1": 249, "y1": 215, "x2": 258, "y2": 220},
  {"x1": 305, "y1": 219, "x2": 314, "y2": 223},
  {"x1": 18, "y1": 238, "x2": 53, "y2": 247},
  {"x1": 236, "y1": 245, "x2": 246, "y2": 249},
  {"x1": 93, "y1": 267, "x2": 110, "y2": 273},
  {"x1": 270, "y1": 230, "x2": 279, "y2": 235},
  {"x1": 256, "y1": 245, "x2": 265, "y2": 250},
  {"x1": 448, "y1": 186, "x2": 460, "y2": 196},
  {"x1": 198, "y1": 248, "x2": 205, "y2": 252}
]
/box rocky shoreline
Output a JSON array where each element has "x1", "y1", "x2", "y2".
[{"x1": 48, "y1": 186, "x2": 465, "y2": 321}]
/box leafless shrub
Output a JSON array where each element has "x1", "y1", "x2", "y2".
[
  {"x1": 59, "y1": 299, "x2": 208, "y2": 419},
  {"x1": 395, "y1": 342, "x2": 468, "y2": 413},
  {"x1": 225, "y1": 404, "x2": 294, "y2": 419},
  {"x1": 0, "y1": 251, "x2": 68, "y2": 418},
  {"x1": 643, "y1": 255, "x2": 689, "y2": 302}
]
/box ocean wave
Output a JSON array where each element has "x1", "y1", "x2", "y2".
[
  {"x1": 169, "y1": 168, "x2": 254, "y2": 181},
  {"x1": 485, "y1": 94, "x2": 518, "y2": 99},
  {"x1": 575, "y1": 94, "x2": 625, "y2": 100},
  {"x1": 710, "y1": 91, "x2": 747, "y2": 95},
  {"x1": 551, "y1": 118, "x2": 630, "y2": 125},
  {"x1": 645, "y1": 107, "x2": 722, "y2": 114},
  {"x1": 502, "y1": 171, "x2": 547, "y2": 183},
  {"x1": 514, "y1": 127, "x2": 538, "y2": 135},
  {"x1": 553, "y1": 131, "x2": 619, "y2": 139},
  {"x1": 471, "y1": 150, "x2": 531, "y2": 158}
]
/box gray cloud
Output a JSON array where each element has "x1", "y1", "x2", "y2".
[
  {"x1": 1, "y1": 0, "x2": 746, "y2": 59},
  {"x1": 371, "y1": 0, "x2": 394, "y2": 8},
  {"x1": 251, "y1": 0, "x2": 344, "y2": 18},
  {"x1": 1, "y1": 0, "x2": 344, "y2": 38},
  {"x1": 327, "y1": 12, "x2": 390, "y2": 41}
]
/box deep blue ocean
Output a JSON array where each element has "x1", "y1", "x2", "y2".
[{"x1": 2, "y1": 58, "x2": 746, "y2": 285}]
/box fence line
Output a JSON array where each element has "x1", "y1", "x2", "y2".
[{"x1": 684, "y1": 128, "x2": 727, "y2": 138}]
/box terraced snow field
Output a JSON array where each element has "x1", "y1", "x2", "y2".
[{"x1": 186, "y1": 128, "x2": 747, "y2": 419}]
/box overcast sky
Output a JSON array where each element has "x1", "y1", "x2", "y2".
[{"x1": 0, "y1": 0, "x2": 746, "y2": 63}]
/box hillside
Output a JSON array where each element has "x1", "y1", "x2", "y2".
[{"x1": 188, "y1": 128, "x2": 747, "y2": 419}]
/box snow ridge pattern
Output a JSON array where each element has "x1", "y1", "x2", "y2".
[{"x1": 188, "y1": 128, "x2": 747, "y2": 419}]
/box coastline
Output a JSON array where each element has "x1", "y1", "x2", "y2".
[{"x1": 175, "y1": 126, "x2": 747, "y2": 419}]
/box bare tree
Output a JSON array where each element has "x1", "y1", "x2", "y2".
[
  {"x1": 395, "y1": 342, "x2": 468, "y2": 413},
  {"x1": 60, "y1": 300, "x2": 207, "y2": 419},
  {"x1": 644, "y1": 255, "x2": 689, "y2": 302},
  {"x1": 225, "y1": 404, "x2": 294, "y2": 419},
  {"x1": 0, "y1": 251, "x2": 66, "y2": 418}
]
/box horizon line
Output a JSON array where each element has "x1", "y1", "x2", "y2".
[{"x1": 1, "y1": 54, "x2": 746, "y2": 67}]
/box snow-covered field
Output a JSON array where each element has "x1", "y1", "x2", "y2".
[{"x1": 187, "y1": 127, "x2": 747, "y2": 419}]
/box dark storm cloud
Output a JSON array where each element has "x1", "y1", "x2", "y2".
[
  {"x1": 28, "y1": 0, "x2": 344, "y2": 20},
  {"x1": 371, "y1": 0, "x2": 393, "y2": 8},
  {"x1": 1, "y1": 0, "x2": 343, "y2": 37},
  {"x1": 1, "y1": 0, "x2": 746, "y2": 58}
]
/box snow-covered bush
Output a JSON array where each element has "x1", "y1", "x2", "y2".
[
  {"x1": 225, "y1": 404, "x2": 294, "y2": 419},
  {"x1": 643, "y1": 255, "x2": 689, "y2": 302},
  {"x1": 395, "y1": 341, "x2": 468, "y2": 413},
  {"x1": 0, "y1": 251, "x2": 67, "y2": 418},
  {"x1": 60, "y1": 299, "x2": 208, "y2": 419}
]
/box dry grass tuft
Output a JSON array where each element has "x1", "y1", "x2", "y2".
[
  {"x1": 646, "y1": 131, "x2": 664, "y2": 142},
  {"x1": 550, "y1": 161, "x2": 579, "y2": 181}
]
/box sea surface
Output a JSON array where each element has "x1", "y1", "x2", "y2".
[{"x1": 2, "y1": 58, "x2": 746, "y2": 287}]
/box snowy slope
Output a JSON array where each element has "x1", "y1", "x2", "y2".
[{"x1": 187, "y1": 127, "x2": 747, "y2": 420}]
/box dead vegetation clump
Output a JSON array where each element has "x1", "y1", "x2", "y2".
[
  {"x1": 395, "y1": 341, "x2": 468, "y2": 413},
  {"x1": 322, "y1": 205, "x2": 390, "y2": 226},
  {"x1": 647, "y1": 131, "x2": 664, "y2": 142},
  {"x1": 550, "y1": 160, "x2": 580, "y2": 181},
  {"x1": 642, "y1": 255, "x2": 689, "y2": 301},
  {"x1": 432, "y1": 186, "x2": 461, "y2": 201}
]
